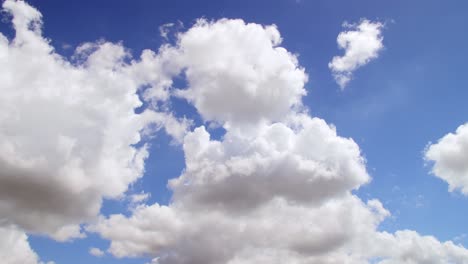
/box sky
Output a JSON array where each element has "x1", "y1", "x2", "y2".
[{"x1": 1, "y1": 0, "x2": 468, "y2": 263}]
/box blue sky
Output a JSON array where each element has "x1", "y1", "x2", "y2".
[{"x1": 1, "y1": 0, "x2": 468, "y2": 263}]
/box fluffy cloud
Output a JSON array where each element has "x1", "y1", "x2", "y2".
[
  {"x1": 88, "y1": 17, "x2": 468, "y2": 264},
  {"x1": 425, "y1": 123, "x2": 468, "y2": 194},
  {"x1": 173, "y1": 19, "x2": 307, "y2": 127},
  {"x1": 0, "y1": 0, "x2": 189, "y2": 240},
  {"x1": 370, "y1": 230, "x2": 468, "y2": 264},
  {"x1": 90, "y1": 196, "x2": 386, "y2": 264},
  {"x1": 169, "y1": 116, "x2": 369, "y2": 212},
  {"x1": 329, "y1": 19, "x2": 384, "y2": 89},
  {"x1": 0, "y1": 225, "x2": 47, "y2": 264}
]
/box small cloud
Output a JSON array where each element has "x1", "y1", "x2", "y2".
[
  {"x1": 425, "y1": 123, "x2": 468, "y2": 195},
  {"x1": 414, "y1": 194, "x2": 425, "y2": 208},
  {"x1": 130, "y1": 192, "x2": 150, "y2": 205},
  {"x1": 146, "y1": 258, "x2": 160, "y2": 264},
  {"x1": 61, "y1": 43, "x2": 72, "y2": 50},
  {"x1": 329, "y1": 19, "x2": 385, "y2": 89},
  {"x1": 158, "y1": 21, "x2": 184, "y2": 41},
  {"x1": 89, "y1": 247, "x2": 105, "y2": 257},
  {"x1": 454, "y1": 233, "x2": 468, "y2": 242}
]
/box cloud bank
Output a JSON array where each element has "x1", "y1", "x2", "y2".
[{"x1": 329, "y1": 19, "x2": 384, "y2": 89}]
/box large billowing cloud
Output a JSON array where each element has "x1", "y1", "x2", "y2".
[
  {"x1": 0, "y1": 0, "x2": 189, "y2": 241},
  {"x1": 86, "y1": 18, "x2": 468, "y2": 264},
  {"x1": 328, "y1": 19, "x2": 384, "y2": 89},
  {"x1": 425, "y1": 123, "x2": 468, "y2": 195}
]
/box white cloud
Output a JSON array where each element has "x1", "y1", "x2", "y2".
[
  {"x1": 87, "y1": 18, "x2": 468, "y2": 264},
  {"x1": 0, "y1": 226, "x2": 45, "y2": 264},
  {"x1": 0, "y1": 0, "x2": 189, "y2": 240},
  {"x1": 172, "y1": 19, "x2": 308, "y2": 127},
  {"x1": 89, "y1": 247, "x2": 105, "y2": 257},
  {"x1": 369, "y1": 230, "x2": 468, "y2": 264},
  {"x1": 130, "y1": 192, "x2": 151, "y2": 204},
  {"x1": 2, "y1": 1, "x2": 467, "y2": 263},
  {"x1": 425, "y1": 123, "x2": 468, "y2": 194},
  {"x1": 329, "y1": 19, "x2": 384, "y2": 89},
  {"x1": 169, "y1": 116, "x2": 369, "y2": 212},
  {"x1": 91, "y1": 197, "x2": 468, "y2": 264}
]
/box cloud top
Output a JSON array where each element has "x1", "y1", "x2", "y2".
[{"x1": 174, "y1": 19, "x2": 307, "y2": 127}]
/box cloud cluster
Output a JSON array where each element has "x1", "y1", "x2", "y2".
[
  {"x1": 87, "y1": 18, "x2": 468, "y2": 264},
  {"x1": 1, "y1": 1, "x2": 467, "y2": 263},
  {"x1": 329, "y1": 19, "x2": 384, "y2": 89},
  {"x1": 0, "y1": 0, "x2": 189, "y2": 242},
  {"x1": 425, "y1": 123, "x2": 468, "y2": 195}
]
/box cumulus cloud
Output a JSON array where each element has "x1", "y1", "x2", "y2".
[
  {"x1": 91, "y1": 197, "x2": 468, "y2": 264},
  {"x1": 0, "y1": 225, "x2": 48, "y2": 264},
  {"x1": 169, "y1": 116, "x2": 369, "y2": 212},
  {"x1": 0, "y1": 0, "x2": 189, "y2": 240},
  {"x1": 425, "y1": 123, "x2": 468, "y2": 194},
  {"x1": 2, "y1": 1, "x2": 467, "y2": 263},
  {"x1": 172, "y1": 19, "x2": 307, "y2": 127},
  {"x1": 87, "y1": 17, "x2": 468, "y2": 264},
  {"x1": 130, "y1": 192, "x2": 151, "y2": 204},
  {"x1": 369, "y1": 230, "x2": 468, "y2": 264},
  {"x1": 329, "y1": 19, "x2": 384, "y2": 89},
  {"x1": 90, "y1": 196, "x2": 386, "y2": 263}
]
